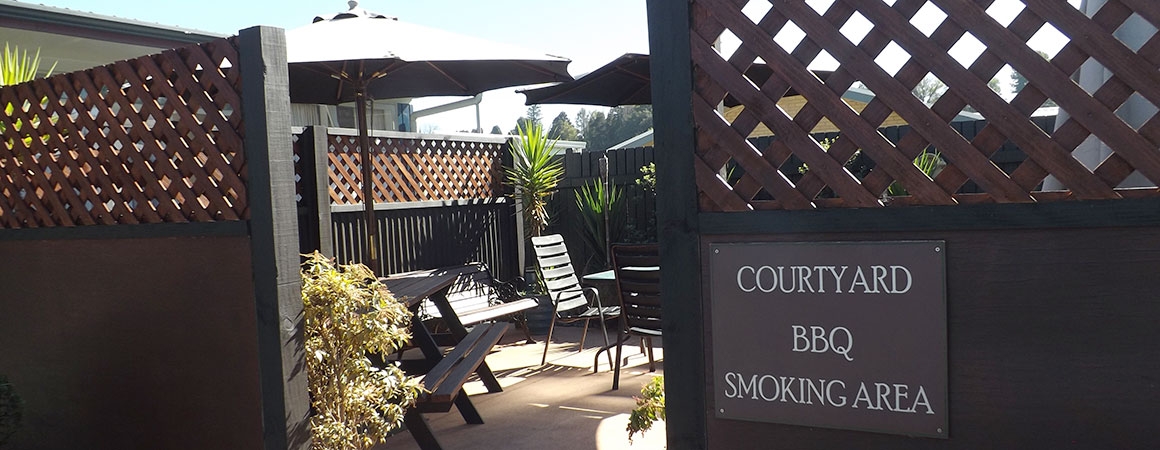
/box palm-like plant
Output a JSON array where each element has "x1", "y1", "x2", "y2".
[
  {"x1": 1, "y1": 43, "x2": 54, "y2": 86},
  {"x1": 2, "y1": 43, "x2": 57, "y2": 154},
  {"x1": 506, "y1": 123, "x2": 564, "y2": 238},
  {"x1": 575, "y1": 179, "x2": 625, "y2": 271}
]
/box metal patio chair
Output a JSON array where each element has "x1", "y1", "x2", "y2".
[
  {"x1": 606, "y1": 243, "x2": 662, "y2": 390},
  {"x1": 531, "y1": 234, "x2": 620, "y2": 367}
]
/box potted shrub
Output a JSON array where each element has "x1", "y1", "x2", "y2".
[{"x1": 301, "y1": 252, "x2": 423, "y2": 450}]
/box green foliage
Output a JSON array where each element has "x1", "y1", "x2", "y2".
[
  {"x1": 636, "y1": 163, "x2": 656, "y2": 193},
  {"x1": 575, "y1": 179, "x2": 625, "y2": 271},
  {"x1": 1, "y1": 43, "x2": 54, "y2": 87},
  {"x1": 627, "y1": 375, "x2": 665, "y2": 443},
  {"x1": 886, "y1": 151, "x2": 944, "y2": 196},
  {"x1": 1, "y1": 43, "x2": 56, "y2": 149},
  {"x1": 506, "y1": 123, "x2": 564, "y2": 238},
  {"x1": 0, "y1": 375, "x2": 22, "y2": 447},
  {"x1": 577, "y1": 105, "x2": 652, "y2": 151},
  {"x1": 509, "y1": 105, "x2": 544, "y2": 135},
  {"x1": 547, "y1": 111, "x2": 579, "y2": 141},
  {"x1": 301, "y1": 252, "x2": 424, "y2": 450}
]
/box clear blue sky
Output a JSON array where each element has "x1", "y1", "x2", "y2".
[{"x1": 29, "y1": 0, "x2": 650, "y2": 133}]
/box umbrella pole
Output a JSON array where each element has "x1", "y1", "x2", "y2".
[{"x1": 356, "y1": 82, "x2": 381, "y2": 274}]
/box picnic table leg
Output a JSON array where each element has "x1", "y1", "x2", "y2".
[
  {"x1": 429, "y1": 288, "x2": 504, "y2": 393},
  {"x1": 404, "y1": 410, "x2": 443, "y2": 450},
  {"x1": 453, "y1": 387, "x2": 484, "y2": 424}
]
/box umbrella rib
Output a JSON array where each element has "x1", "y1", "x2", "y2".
[{"x1": 423, "y1": 61, "x2": 469, "y2": 92}]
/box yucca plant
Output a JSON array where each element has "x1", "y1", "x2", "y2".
[
  {"x1": 886, "y1": 151, "x2": 944, "y2": 196},
  {"x1": 301, "y1": 252, "x2": 424, "y2": 450},
  {"x1": 506, "y1": 123, "x2": 564, "y2": 238},
  {"x1": 575, "y1": 179, "x2": 625, "y2": 271},
  {"x1": 1, "y1": 43, "x2": 54, "y2": 86},
  {"x1": 1, "y1": 43, "x2": 57, "y2": 156}
]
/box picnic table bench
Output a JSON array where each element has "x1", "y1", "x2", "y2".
[
  {"x1": 416, "y1": 262, "x2": 540, "y2": 345},
  {"x1": 404, "y1": 322, "x2": 510, "y2": 450},
  {"x1": 381, "y1": 265, "x2": 531, "y2": 449}
]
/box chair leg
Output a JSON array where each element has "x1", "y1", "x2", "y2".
[
  {"x1": 612, "y1": 332, "x2": 624, "y2": 391},
  {"x1": 578, "y1": 319, "x2": 590, "y2": 352},
  {"x1": 645, "y1": 337, "x2": 656, "y2": 372},
  {"x1": 598, "y1": 314, "x2": 613, "y2": 369},
  {"x1": 541, "y1": 316, "x2": 557, "y2": 366}
]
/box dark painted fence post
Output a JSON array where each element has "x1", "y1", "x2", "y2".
[
  {"x1": 647, "y1": 1, "x2": 707, "y2": 449},
  {"x1": 301, "y1": 125, "x2": 334, "y2": 256},
  {"x1": 238, "y1": 26, "x2": 311, "y2": 450}
]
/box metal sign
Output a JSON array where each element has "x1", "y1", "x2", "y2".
[{"x1": 710, "y1": 241, "x2": 947, "y2": 438}]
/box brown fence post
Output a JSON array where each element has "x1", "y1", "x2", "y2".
[{"x1": 238, "y1": 26, "x2": 311, "y2": 450}]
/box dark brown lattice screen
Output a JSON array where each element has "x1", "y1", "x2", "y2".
[
  {"x1": 0, "y1": 38, "x2": 245, "y2": 227},
  {"x1": 691, "y1": 0, "x2": 1160, "y2": 211}
]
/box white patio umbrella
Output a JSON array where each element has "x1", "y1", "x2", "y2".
[{"x1": 285, "y1": 1, "x2": 573, "y2": 273}]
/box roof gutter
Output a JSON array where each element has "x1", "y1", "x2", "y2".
[{"x1": 0, "y1": 0, "x2": 224, "y2": 46}]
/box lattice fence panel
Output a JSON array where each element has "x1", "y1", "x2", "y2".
[
  {"x1": 0, "y1": 38, "x2": 245, "y2": 227},
  {"x1": 690, "y1": 0, "x2": 1160, "y2": 211},
  {"x1": 327, "y1": 134, "x2": 506, "y2": 205}
]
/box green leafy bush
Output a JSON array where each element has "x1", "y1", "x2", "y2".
[
  {"x1": 627, "y1": 375, "x2": 665, "y2": 443},
  {"x1": 301, "y1": 252, "x2": 424, "y2": 450},
  {"x1": 0, "y1": 375, "x2": 22, "y2": 447}
]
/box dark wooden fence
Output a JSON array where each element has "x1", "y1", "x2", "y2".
[
  {"x1": 648, "y1": 0, "x2": 1160, "y2": 448},
  {"x1": 0, "y1": 28, "x2": 307, "y2": 450},
  {"x1": 549, "y1": 146, "x2": 657, "y2": 274},
  {"x1": 294, "y1": 127, "x2": 519, "y2": 280}
]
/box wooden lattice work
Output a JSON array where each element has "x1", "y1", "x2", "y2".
[
  {"x1": 690, "y1": 0, "x2": 1160, "y2": 211},
  {"x1": 0, "y1": 38, "x2": 245, "y2": 228},
  {"x1": 327, "y1": 133, "x2": 506, "y2": 205}
]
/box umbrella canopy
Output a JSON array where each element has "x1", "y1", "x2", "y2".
[
  {"x1": 286, "y1": 3, "x2": 573, "y2": 104},
  {"x1": 519, "y1": 53, "x2": 801, "y2": 107},
  {"x1": 285, "y1": 1, "x2": 574, "y2": 273},
  {"x1": 519, "y1": 53, "x2": 988, "y2": 136}
]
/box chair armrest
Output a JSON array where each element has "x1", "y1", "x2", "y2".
[{"x1": 583, "y1": 285, "x2": 603, "y2": 310}]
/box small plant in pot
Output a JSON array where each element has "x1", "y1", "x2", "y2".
[{"x1": 0, "y1": 375, "x2": 22, "y2": 447}]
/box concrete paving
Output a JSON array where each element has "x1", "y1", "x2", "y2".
[{"x1": 378, "y1": 324, "x2": 667, "y2": 450}]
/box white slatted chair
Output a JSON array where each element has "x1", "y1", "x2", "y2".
[{"x1": 531, "y1": 234, "x2": 620, "y2": 366}]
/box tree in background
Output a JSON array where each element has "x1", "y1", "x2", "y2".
[
  {"x1": 489, "y1": 125, "x2": 503, "y2": 134},
  {"x1": 912, "y1": 74, "x2": 947, "y2": 105},
  {"x1": 509, "y1": 105, "x2": 544, "y2": 135},
  {"x1": 576, "y1": 105, "x2": 652, "y2": 151},
  {"x1": 547, "y1": 111, "x2": 579, "y2": 141},
  {"x1": 1010, "y1": 51, "x2": 1056, "y2": 107}
]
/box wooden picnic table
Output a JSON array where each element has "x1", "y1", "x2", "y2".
[
  {"x1": 380, "y1": 266, "x2": 511, "y2": 450},
  {"x1": 380, "y1": 267, "x2": 503, "y2": 392}
]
